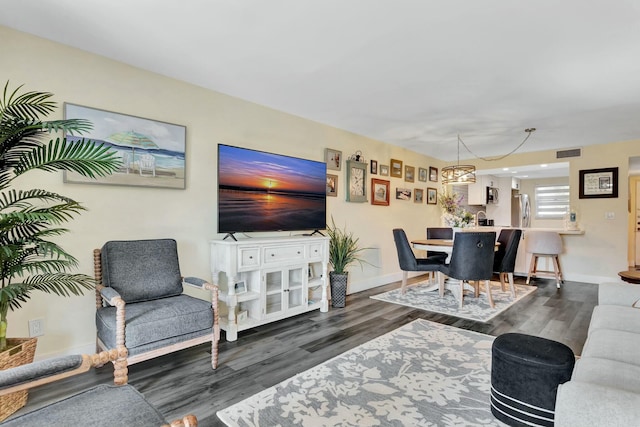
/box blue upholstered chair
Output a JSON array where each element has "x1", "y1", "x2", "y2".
[
  {"x1": 438, "y1": 232, "x2": 496, "y2": 308},
  {"x1": 493, "y1": 229, "x2": 522, "y2": 298},
  {"x1": 94, "y1": 239, "x2": 219, "y2": 384},
  {"x1": 0, "y1": 350, "x2": 197, "y2": 426},
  {"x1": 393, "y1": 229, "x2": 444, "y2": 294}
]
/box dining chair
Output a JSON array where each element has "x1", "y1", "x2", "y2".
[
  {"x1": 393, "y1": 229, "x2": 444, "y2": 294},
  {"x1": 438, "y1": 231, "x2": 497, "y2": 308},
  {"x1": 425, "y1": 227, "x2": 452, "y2": 281},
  {"x1": 493, "y1": 229, "x2": 522, "y2": 298}
]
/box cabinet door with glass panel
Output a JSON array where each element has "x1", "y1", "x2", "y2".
[{"x1": 263, "y1": 266, "x2": 307, "y2": 318}]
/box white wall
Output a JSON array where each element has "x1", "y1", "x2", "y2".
[{"x1": 1, "y1": 26, "x2": 446, "y2": 358}]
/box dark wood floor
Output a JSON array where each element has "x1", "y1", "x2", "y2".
[{"x1": 15, "y1": 276, "x2": 597, "y2": 426}]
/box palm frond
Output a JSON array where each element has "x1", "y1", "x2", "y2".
[
  {"x1": 1, "y1": 82, "x2": 56, "y2": 121},
  {"x1": 14, "y1": 137, "x2": 121, "y2": 178}
]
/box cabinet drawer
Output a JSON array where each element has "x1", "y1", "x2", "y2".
[
  {"x1": 308, "y1": 243, "x2": 324, "y2": 260},
  {"x1": 263, "y1": 245, "x2": 305, "y2": 263},
  {"x1": 239, "y1": 248, "x2": 260, "y2": 268}
]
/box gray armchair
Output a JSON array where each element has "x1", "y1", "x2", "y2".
[
  {"x1": 94, "y1": 239, "x2": 219, "y2": 385},
  {"x1": 0, "y1": 349, "x2": 197, "y2": 426}
]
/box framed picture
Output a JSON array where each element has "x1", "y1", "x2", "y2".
[
  {"x1": 579, "y1": 167, "x2": 619, "y2": 199},
  {"x1": 380, "y1": 164, "x2": 389, "y2": 176},
  {"x1": 234, "y1": 281, "x2": 247, "y2": 294},
  {"x1": 63, "y1": 103, "x2": 186, "y2": 189},
  {"x1": 371, "y1": 178, "x2": 390, "y2": 206},
  {"x1": 414, "y1": 188, "x2": 424, "y2": 203},
  {"x1": 370, "y1": 160, "x2": 378, "y2": 175},
  {"x1": 390, "y1": 159, "x2": 403, "y2": 178},
  {"x1": 395, "y1": 187, "x2": 412, "y2": 200},
  {"x1": 427, "y1": 187, "x2": 438, "y2": 204},
  {"x1": 429, "y1": 166, "x2": 439, "y2": 182},
  {"x1": 418, "y1": 167, "x2": 428, "y2": 182},
  {"x1": 405, "y1": 165, "x2": 415, "y2": 182},
  {"x1": 326, "y1": 174, "x2": 338, "y2": 197},
  {"x1": 325, "y1": 148, "x2": 342, "y2": 171}
]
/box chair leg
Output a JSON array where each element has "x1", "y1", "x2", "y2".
[
  {"x1": 459, "y1": 280, "x2": 465, "y2": 308},
  {"x1": 484, "y1": 280, "x2": 495, "y2": 308},
  {"x1": 401, "y1": 271, "x2": 408, "y2": 294},
  {"x1": 526, "y1": 254, "x2": 538, "y2": 284},
  {"x1": 438, "y1": 272, "x2": 445, "y2": 297},
  {"x1": 507, "y1": 272, "x2": 516, "y2": 298},
  {"x1": 552, "y1": 255, "x2": 562, "y2": 288},
  {"x1": 473, "y1": 281, "x2": 480, "y2": 298},
  {"x1": 499, "y1": 273, "x2": 506, "y2": 292}
]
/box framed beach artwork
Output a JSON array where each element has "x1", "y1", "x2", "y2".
[
  {"x1": 395, "y1": 187, "x2": 412, "y2": 200},
  {"x1": 326, "y1": 174, "x2": 338, "y2": 197},
  {"x1": 405, "y1": 165, "x2": 415, "y2": 182},
  {"x1": 325, "y1": 148, "x2": 342, "y2": 171},
  {"x1": 379, "y1": 164, "x2": 389, "y2": 176},
  {"x1": 427, "y1": 187, "x2": 438, "y2": 204},
  {"x1": 414, "y1": 188, "x2": 424, "y2": 203},
  {"x1": 418, "y1": 167, "x2": 428, "y2": 182},
  {"x1": 63, "y1": 103, "x2": 186, "y2": 189},
  {"x1": 390, "y1": 159, "x2": 403, "y2": 178}
]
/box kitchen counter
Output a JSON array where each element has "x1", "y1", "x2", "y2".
[{"x1": 462, "y1": 226, "x2": 585, "y2": 235}]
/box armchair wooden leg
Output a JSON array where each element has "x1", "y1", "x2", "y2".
[
  {"x1": 552, "y1": 255, "x2": 563, "y2": 288},
  {"x1": 526, "y1": 254, "x2": 538, "y2": 285},
  {"x1": 169, "y1": 414, "x2": 198, "y2": 427},
  {"x1": 484, "y1": 280, "x2": 495, "y2": 308},
  {"x1": 499, "y1": 273, "x2": 506, "y2": 292}
]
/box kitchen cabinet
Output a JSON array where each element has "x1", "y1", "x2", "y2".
[{"x1": 468, "y1": 175, "x2": 498, "y2": 205}]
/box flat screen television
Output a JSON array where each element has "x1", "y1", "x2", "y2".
[{"x1": 218, "y1": 144, "x2": 327, "y2": 236}]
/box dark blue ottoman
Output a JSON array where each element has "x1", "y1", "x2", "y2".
[{"x1": 491, "y1": 333, "x2": 575, "y2": 427}]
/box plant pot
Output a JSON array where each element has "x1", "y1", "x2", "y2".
[
  {"x1": 329, "y1": 271, "x2": 348, "y2": 308},
  {"x1": 0, "y1": 337, "x2": 37, "y2": 421}
]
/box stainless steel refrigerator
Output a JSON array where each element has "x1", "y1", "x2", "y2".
[{"x1": 512, "y1": 191, "x2": 531, "y2": 228}]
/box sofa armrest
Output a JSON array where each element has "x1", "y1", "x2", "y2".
[
  {"x1": 598, "y1": 282, "x2": 640, "y2": 306},
  {"x1": 98, "y1": 285, "x2": 124, "y2": 306},
  {"x1": 555, "y1": 381, "x2": 640, "y2": 426}
]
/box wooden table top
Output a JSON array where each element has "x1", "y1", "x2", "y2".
[
  {"x1": 618, "y1": 270, "x2": 640, "y2": 284},
  {"x1": 411, "y1": 239, "x2": 454, "y2": 247}
]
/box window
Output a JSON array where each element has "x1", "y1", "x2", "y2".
[{"x1": 535, "y1": 184, "x2": 570, "y2": 219}]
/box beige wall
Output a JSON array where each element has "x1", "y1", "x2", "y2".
[
  {"x1": 1, "y1": 26, "x2": 447, "y2": 358},
  {"x1": 4, "y1": 25, "x2": 640, "y2": 358}
]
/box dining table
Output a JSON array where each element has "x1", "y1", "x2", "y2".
[{"x1": 411, "y1": 237, "x2": 500, "y2": 300}]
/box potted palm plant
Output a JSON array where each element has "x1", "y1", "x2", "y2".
[
  {"x1": 0, "y1": 81, "x2": 120, "y2": 419},
  {"x1": 326, "y1": 217, "x2": 371, "y2": 308}
]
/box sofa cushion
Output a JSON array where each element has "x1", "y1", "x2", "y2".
[
  {"x1": 101, "y1": 239, "x2": 183, "y2": 303},
  {"x1": 96, "y1": 295, "x2": 213, "y2": 350},
  {"x1": 581, "y1": 328, "x2": 640, "y2": 366},
  {"x1": 588, "y1": 305, "x2": 640, "y2": 334},
  {"x1": 572, "y1": 357, "x2": 640, "y2": 394}
]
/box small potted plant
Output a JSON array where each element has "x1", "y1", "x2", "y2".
[
  {"x1": 326, "y1": 217, "x2": 372, "y2": 308},
  {"x1": 0, "y1": 82, "x2": 120, "y2": 419}
]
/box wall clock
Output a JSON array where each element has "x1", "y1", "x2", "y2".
[{"x1": 346, "y1": 160, "x2": 367, "y2": 203}]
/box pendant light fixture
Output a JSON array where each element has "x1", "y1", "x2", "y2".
[{"x1": 441, "y1": 135, "x2": 476, "y2": 185}]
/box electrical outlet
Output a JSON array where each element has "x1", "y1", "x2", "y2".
[
  {"x1": 605, "y1": 211, "x2": 615, "y2": 220},
  {"x1": 28, "y1": 318, "x2": 44, "y2": 337}
]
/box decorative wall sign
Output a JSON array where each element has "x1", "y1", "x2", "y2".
[
  {"x1": 63, "y1": 103, "x2": 186, "y2": 189},
  {"x1": 346, "y1": 160, "x2": 368, "y2": 202},
  {"x1": 579, "y1": 167, "x2": 618, "y2": 199},
  {"x1": 371, "y1": 178, "x2": 390, "y2": 206}
]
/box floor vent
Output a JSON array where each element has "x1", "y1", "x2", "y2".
[{"x1": 556, "y1": 148, "x2": 582, "y2": 159}]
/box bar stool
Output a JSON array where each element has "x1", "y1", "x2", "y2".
[{"x1": 525, "y1": 231, "x2": 564, "y2": 288}]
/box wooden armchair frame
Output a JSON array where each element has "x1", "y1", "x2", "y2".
[
  {"x1": 93, "y1": 248, "x2": 220, "y2": 385},
  {"x1": 0, "y1": 349, "x2": 197, "y2": 427}
]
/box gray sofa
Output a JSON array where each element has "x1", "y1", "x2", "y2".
[{"x1": 555, "y1": 282, "x2": 640, "y2": 426}]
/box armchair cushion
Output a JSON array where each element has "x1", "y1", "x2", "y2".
[
  {"x1": 1, "y1": 384, "x2": 167, "y2": 427},
  {"x1": 0, "y1": 355, "x2": 83, "y2": 389},
  {"x1": 96, "y1": 294, "x2": 213, "y2": 351},
  {"x1": 101, "y1": 239, "x2": 183, "y2": 303}
]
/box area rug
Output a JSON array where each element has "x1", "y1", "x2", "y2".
[
  {"x1": 217, "y1": 319, "x2": 501, "y2": 427},
  {"x1": 370, "y1": 281, "x2": 536, "y2": 322}
]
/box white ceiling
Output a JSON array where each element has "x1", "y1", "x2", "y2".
[{"x1": 3, "y1": 0, "x2": 640, "y2": 164}]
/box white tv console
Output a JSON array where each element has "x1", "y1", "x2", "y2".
[{"x1": 210, "y1": 235, "x2": 329, "y2": 341}]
